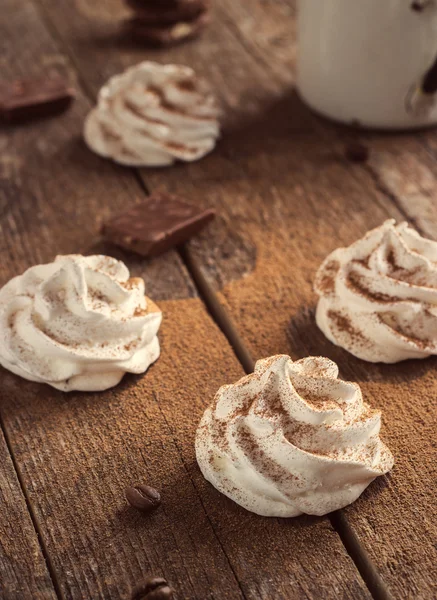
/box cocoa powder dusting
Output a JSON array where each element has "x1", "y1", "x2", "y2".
[
  {"x1": 187, "y1": 182, "x2": 433, "y2": 591},
  {"x1": 176, "y1": 79, "x2": 197, "y2": 93},
  {"x1": 386, "y1": 249, "x2": 398, "y2": 270},
  {"x1": 347, "y1": 269, "x2": 402, "y2": 303},
  {"x1": 0, "y1": 297, "x2": 249, "y2": 598},
  {"x1": 124, "y1": 98, "x2": 166, "y2": 126},
  {"x1": 122, "y1": 278, "x2": 142, "y2": 291},
  {"x1": 147, "y1": 85, "x2": 179, "y2": 113},
  {"x1": 235, "y1": 423, "x2": 298, "y2": 485},
  {"x1": 327, "y1": 310, "x2": 363, "y2": 340},
  {"x1": 100, "y1": 121, "x2": 121, "y2": 142},
  {"x1": 317, "y1": 260, "x2": 340, "y2": 294},
  {"x1": 294, "y1": 387, "x2": 338, "y2": 411},
  {"x1": 378, "y1": 315, "x2": 432, "y2": 350}
]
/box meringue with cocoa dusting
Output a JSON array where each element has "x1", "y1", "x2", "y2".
[
  {"x1": 196, "y1": 355, "x2": 393, "y2": 517},
  {"x1": 0, "y1": 255, "x2": 162, "y2": 391},
  {"x1": 84, "y1": 61, "x2": 220, "y2": 167},
  {"x1": 315, "y1": 220, "x2": 437, "y2": 362}
]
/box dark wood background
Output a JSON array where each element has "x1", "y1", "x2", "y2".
[{"x1": 0, "y1": 1, "x2": 436, "y2": 599}]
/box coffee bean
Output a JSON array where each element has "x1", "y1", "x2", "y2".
[
  {"x1": 132, "y1": 577, "x2": 175, "y2": 600},
  {"x1": 345, "y1": 142, "x2": 369, "y2": 163},
  {"x1": 125, "y1": 484, "x2": 161, "y2": 513}
]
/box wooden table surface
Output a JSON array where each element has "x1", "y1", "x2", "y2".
[{"x1": 1, "y1": 1, "x2": 436, "y2": 599}]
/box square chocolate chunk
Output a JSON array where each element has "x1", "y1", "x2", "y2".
[
  {"x1": 102, "y1": 192, "x2": 215, "y2": 257},
  {"x1": 0, "y1": 76, "x2": 75, "y2": 123}
]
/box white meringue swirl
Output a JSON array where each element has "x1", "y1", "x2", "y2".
[
  {"x1": 84, "y1": 61, "x2": 220, "y2": 167},
  {"x1": 0, "y1": 255, "x2": 162, "y2": 392},
  {"x1": 196, "y1": 355, "x2": 393, "y2": 517},
  {"x1": 315, "y1": 219, "x2": 437, "y2": 363}
]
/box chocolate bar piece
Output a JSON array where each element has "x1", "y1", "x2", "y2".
[
  {"x1": 125, "y1": 0, "x2": 207, "y2": 24},
  {"x1": 0, "y1": 76, "x2": 75, "y2": 123},
  {"x1": 102, "y1": 192, "x2": 215, "y2": 257},
  {"x1": 124, "y1": 0, "x2": 209, "y2": 46},
  {"x1": 126, "y1": 12, "x2": 209, "y2": 46}
]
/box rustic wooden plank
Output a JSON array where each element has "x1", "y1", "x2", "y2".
[
  {"x1": 2, "y1": 1, "x2": 374, "y2": 599},
  {"x1": 30, "y1": 0, "x2": 437, "y2": 598},
  {"x1": 214, "y1": 0, "x2": 437, "y2": 244},
  {"x1": 347, "y1": 128, "x2": 437, "y2": 241},
  {"x1": 0, "y1": 426, "x2": 57, "y2": 600},
  {"x1": 0, "y1": 3, "x2": 192, "y2": 301},
  {"x1": 198, "y1": 5, "x2": 437, "y2": 599},
  {"x1": 142, "y1": 2, "x2": 437, "y2": 599},
  {"x1": 0, "y1": 304, "x2": 250, "y2": 600},
  {"x1": 187, "y1": 173, "x2": 437, "y2": 600},
  {"x1": 0, "y1": 2, "x2": 245, "y2": 599}
]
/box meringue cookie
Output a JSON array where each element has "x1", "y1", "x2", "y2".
[
  {"x1": 315, "y1": 220, "x2": 437, "y2": 362},
  {"x1": 84, "y1": 61, "x2": 220, "y2": 167},
  {"x1": 0, "y1": 255, "x2": 162, "y2": 392},
  {"x1": 196, "y1": 355, "x2": 393, "y2": 517}
]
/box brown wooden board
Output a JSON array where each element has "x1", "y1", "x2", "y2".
[
  {"x1": 194, "y1": 4, "x2": 437, "y2": 598},
  {"x1": 350, "y1": 128, "x2": 437, "y2": 241},
  {"x1": 0, "y1": 2, "x2": 238, "y2": 599},
  {"x1": 0, "y1": 426, "x2": 56, "y2": 600},
  {"x1": 147, "y1": 3, "x2": 436, "y2": 599},
  {"x1": 30, "y1": 0, "x2": 437, "y2": 597},
  {"x1": 0, "y1": 0, "x2": 372, "y2": 599}
]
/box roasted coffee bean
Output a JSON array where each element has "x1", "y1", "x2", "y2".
[
  {"x1": 131, "y1": 577, "x2": 175, "y2": 600},
  {"x1": 125, "y1": 484, "x2": 161, "y2": 513}
]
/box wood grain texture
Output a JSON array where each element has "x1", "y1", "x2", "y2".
[
  {"x1": 146, "y1": 2, "x2": 437, "y2": 598},
  {"x1": 0, "y1": 426, "x2": 56, "y2": 600},
  {"x1": 0, "y1": 2, "x2": 369, "y2": 599},
  {"x1": 349, "y1": 130, "x2": 437, "y2": 241},
  {"x1": 0, "y1": 0, "x2": 192, "y2": 302},
  {"x1": 29, "y1": 0, "x2": 437, "y2": 598},
  {"x1": 0, "y1": 0, "x2": 372, "y2": 599},
  {"x1": 0, "y1": 2, "x2": 241, "y2": 599},
  {"x1": 196, "y1": 5, "x2": 437, "y2": 598},
  {"x1": 0, "y1": 301, "x2": 248, "y2": 600}
]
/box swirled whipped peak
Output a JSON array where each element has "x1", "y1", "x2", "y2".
[
  {"x1": 315, "y1": 219, "x2": 437, "y2": 363},
  {"x1": 196, "y1": 355, "x2": 393, "y2": 517},
  {"x1": 84, "y1": 61, "x2": 220, "y2": 167},
  {"x1": 0, "y1": 255, "x2": 162, "y2": 392}
]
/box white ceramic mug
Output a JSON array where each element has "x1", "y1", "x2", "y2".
[{"x1": 297, "y1": 0, "x2": 437, "y2": 129}]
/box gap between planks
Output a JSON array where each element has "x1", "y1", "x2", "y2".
[
  {"x1": 22, "y1": 2, "x2": 395, "y2": 598},
  {"x1": 134, "y1": 172, "x2": 393, "y2": 600},
  {"x1": 7, "y1": 4, "x2": 250, "y2": 598},
  {"x1": 152, "y1": 389, "x2": 248, "y2": 600},
  {"x1": 179, "y1": 244, "x2": 393, "y2": 600},
  {"x1": 0, "y1": 414, "x2": 65, "y2": 600}
]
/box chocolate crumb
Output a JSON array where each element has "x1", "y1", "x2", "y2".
[
  {"x1": 345, "y1": 143, "x2": 369, "y2": 163},
  {"x1": 411, "y1": 1, "x2": 425, "y2": 11}
]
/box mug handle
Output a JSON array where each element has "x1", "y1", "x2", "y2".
[
  {"x1": 406, "y1": 1, "x2": 437, "y2": 115},
  {"x1": 410, "y1": 0, "x2": 433, "y2": 10}
]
